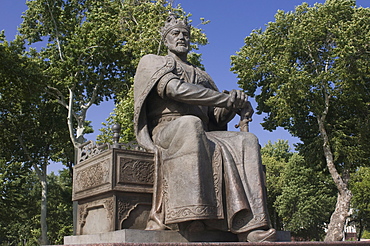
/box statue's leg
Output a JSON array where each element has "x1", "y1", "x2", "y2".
[
  {"x1": 151, "y1": 116, "x2": 220, "y2": 226},
  {"x1": 230, "y1": 132, "x2": 276, "y2": 242},
  {"x1": 206, "y1": 131, "x2": 276, "y2": 242}
]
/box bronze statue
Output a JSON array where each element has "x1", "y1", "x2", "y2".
[{"x1": 133, "y1": 14, "x2": 276, "y2": 242}]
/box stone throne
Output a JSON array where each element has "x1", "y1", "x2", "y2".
[
  {"x1": 70, "y1": 125, "x2": 290, "y2": 243},
  {"x1": 72, "y1": 124, "x2": 155, "y2": 235}
]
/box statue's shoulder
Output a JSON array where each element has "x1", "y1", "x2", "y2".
[
  {"x1": 138, "y1": 54, "x2": 167, "y2": 68},
  {"x1": 136, "y1": 54, "x2": 176, "y2": 78},
  {"x1": 135, "y1": 54, "x2": 175, "y2": 89}
]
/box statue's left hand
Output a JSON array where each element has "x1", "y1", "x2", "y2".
[
  {"x1": 228, "y1": 89, "x2": 248, "y2": 109},
  {"x1": 223, "y1": 89, "x2": 254, "y2": 116}
]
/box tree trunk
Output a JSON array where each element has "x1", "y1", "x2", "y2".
[
  {"x1": 17, "y1": 136, "x2": 50, "y2": 245},
  {"x1": 40, "y1": 164, "x2": 49, "y2": 245},
  {"x1": 317, "y1": 115, "x2": 352, "y2": 241},
  {"x1": 325, "y1": 191, "x2": 352, "y2": 241},
  {"x1": 357, "y1": 219, "x2": 364, "y2": 241}
]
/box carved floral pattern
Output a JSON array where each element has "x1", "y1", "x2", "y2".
[
  {"x1": 119, "y1": 158, "x2": 154, "y2": 185},
  {"x1": 212, "y1": 144, "x2": 223, "y2": 217},
  {"x1": 117, "y1": 198, "x2": 137, "y2": 223},
  {"x1": 75, "y1": 159, "x2": 109, "y2": 192},
  {"x1": 166, "y1": 205, "x2": 218, "y2": 222}
]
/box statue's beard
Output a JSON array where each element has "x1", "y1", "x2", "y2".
[{"x1": 169, "y1": 45, "x2": 189, "y2": 55}]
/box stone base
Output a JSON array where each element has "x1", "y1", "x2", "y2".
[
  {"x1": 64, "y1": 229, "x2": 237, "y2": 244},
  {"x1": 64, "y1": 229, "x2": 292, "y2": 245}
]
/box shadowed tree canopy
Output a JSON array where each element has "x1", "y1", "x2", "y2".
[
  {"x1": 350, "y1": 166, "x2": 370, "y2": 240},
  {"x1": 231, "y1": 0, "x2": 370, "y2": 241},
  {"x1": 0, "y1": 32, "x2": 74, "y2": 245}
]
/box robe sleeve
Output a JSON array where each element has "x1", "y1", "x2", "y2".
[{"x1": 162, "y1": 78, "x2": 232, "y2": 108}]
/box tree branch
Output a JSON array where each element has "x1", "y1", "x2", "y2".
[
  {"x1": 46, "y1": 86, "x2": 68, "y2": 108},
  {"x1": 45, "y1": 0, "x2": 64, "y2": 61},
  {"x1": 82, "y1": 82, "x2": 100, "y2": 112},
  {"x1": 67, "y1": 87, "x2": 79, "y2": 148},
  {"x1": 47, "y1": 85, "x2": 80, "y2": 124}
]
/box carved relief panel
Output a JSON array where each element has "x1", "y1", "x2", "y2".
[
  {"x1": 73, "y1": 151, "x2": 112, "y2": 200},
  {"x1": 77, "y1": 197, "x2": 115, "y2": 235},
  {"x1": 118, "y1": 158, "x2": 154, "y2": 185}
]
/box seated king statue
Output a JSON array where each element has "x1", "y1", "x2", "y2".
[{"x1": 133, "y1": 14, "x2": 276, "y2": 242}]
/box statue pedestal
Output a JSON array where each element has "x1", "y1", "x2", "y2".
[
  {"x1": 73, "y1": 146, "x2": 154, "y2": 235},
  {"x1": 64, "y1": 229, "x2": 237, "y2": 244},
  {"x1": 64, "y1": 229, "x2": 292, "y2": 244}
]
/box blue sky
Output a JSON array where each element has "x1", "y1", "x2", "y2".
[{"x1": 2, "y1": 0, "x2": 370, "y2": 161}]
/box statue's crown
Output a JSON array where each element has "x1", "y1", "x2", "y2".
[{"x1": 161, "y1": 13, "x2": 191, "y2": 39}]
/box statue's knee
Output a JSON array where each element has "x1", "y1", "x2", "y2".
[{"x1": 241, "y1": 132, "x2": 259, "y2": 146}]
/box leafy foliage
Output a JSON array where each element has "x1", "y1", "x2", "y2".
[
  {"x1": 97, "y1": 85, "x2": 135, "y2": 144},
  {"x1": 261, "y1": 140, "x2": 293, "y2": 230},
  {"x1": 262, "y1": 140, "x2": 336, "y2": 240},
  {"x1": 46, "y1": 170, "x2": 73, "y2": 245},
  {"x1": 0, "y1": 160, "x2": 37, "y2": 245},
  {"x1": 0, "y1": 168, "x2": 72, "y2": 245},
  {"x1": 275, "y1": 154, "x2": 336, "y2": 240},
  {"x1": 350, "y1": 167, "x2": 370, "y2": 240},
  {"x1": 0, "y1": 32, "x2": 74, "y2": 244},
  {"x1": 231, "y1": 0, "x2": 370, "y2": 170}
]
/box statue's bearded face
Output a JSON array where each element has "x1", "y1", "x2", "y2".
[{"x1": 164, "y1": 27, "x2": 190, "y2": 56}]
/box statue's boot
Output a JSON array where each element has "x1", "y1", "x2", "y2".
[{"x1": 238, "y1": 228, "x2": 277, "y2": 242}]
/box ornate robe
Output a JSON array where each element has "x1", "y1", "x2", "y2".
[{"x1": 134, "y1": 54, "x2": 270, "y2": 233}]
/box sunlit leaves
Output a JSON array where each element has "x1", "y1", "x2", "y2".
[{"x1": 231, "y1": 0, "x2": 370, "y2": 170}]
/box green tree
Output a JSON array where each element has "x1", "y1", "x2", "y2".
[
  {"x1": 46, "y1": 170, "x2": 73, "y2": 245},
  {"x1": 350, "y1": 167, "x2": 370, "y2": 240},
  {"x1": 0, "y1": 167, "x2": 73, "y2": 245},
  {"x1": 275, "y1": 154, "x2": 336, "y2": 240},
  {"x1": 261, "y1": 140, "x2": 293, "y2": 230},
  {"x1": 0, "y1": 160, "x2": 41, "y2": 246},
  {"x1": 231, "y1": 0, "x2": 370, "y2": 241},
  {"x1": 0, "y1": 33, "x2": 73, "y2": 245},
  {"x1": 261, "y1": 140, "x2": 336, "y2": 240},
  {"x1": 20, "y1": 0, "x2": 128, "y2": 149}
]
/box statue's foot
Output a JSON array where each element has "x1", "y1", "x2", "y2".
[
  {"x1": 238, "y1": 228, "x2": 276, "y2": 242},
  {"x1": 145, "y1": 220, "x2": 166, "y2": 230}
]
